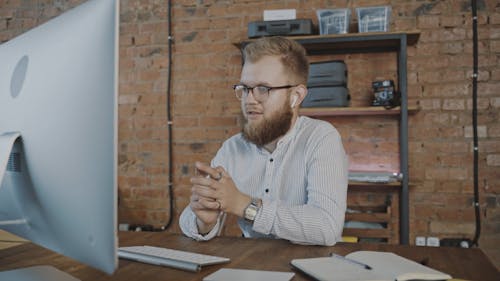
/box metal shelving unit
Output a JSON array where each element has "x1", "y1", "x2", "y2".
[{"x1": 240, "y1": 31, "x2": 420, "y2": 244}]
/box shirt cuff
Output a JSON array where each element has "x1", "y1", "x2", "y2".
[
  {"x1": 252, "y1": 198, "x2": 276, "y2": 235},
  {"x1": 180, "y1": 206, "x2": 222, "y2": 241}
]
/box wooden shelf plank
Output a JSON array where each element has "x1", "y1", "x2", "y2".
[
  {"x1": 342, "y1": 228, "x2": 391, "y2": 238},
  {"x1": 295, "y1": 31, "x2": 420, "y2": 55},
  {"x1": 346, "y1": 212, "x2": 391, "y2": 222},
  {"x1": 348, "y1": 181, "x2": 402, "y2": 189},
  {"x1": 300, "y1": 105, "x2": 420, "y2": 117},
  {"x1": 235, "y1": 31, "x2": 421, "y2": 55}
]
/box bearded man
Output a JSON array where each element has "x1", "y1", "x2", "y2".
[{"x1": 179, "y1": 36, "x2": 348, "y2": 246}]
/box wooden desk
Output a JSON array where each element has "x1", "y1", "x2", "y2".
[{"x1": 0, "y1": 231, "x2": 498, "y2": 281}]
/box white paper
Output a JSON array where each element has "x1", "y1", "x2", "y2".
[{"x1": 203, "y1": 268, "x2": 294, "y2": 281}]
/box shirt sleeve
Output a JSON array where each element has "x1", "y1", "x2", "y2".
[
  {"x1": 179, "y1": 205, "x2": 224, "y2": 241},
  {"x1": 253, "y1": 129, "x2": 348, "y2": 246}
]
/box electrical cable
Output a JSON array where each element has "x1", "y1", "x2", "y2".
[
  {"x1": 159, "y1": 0, "x2": 174, "y2": 231},
  {"x1": 121, "y1": 0, "x2": 173, "y2": 233},
  {"x1": 470, "y1": 0, "x2": 481, "y2": 247}
]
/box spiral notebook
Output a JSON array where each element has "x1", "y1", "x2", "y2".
[{"x1": 291, "y1": 251, "x2": 452, "y2": 281}]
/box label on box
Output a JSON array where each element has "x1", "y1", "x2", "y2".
[{"x1": 263, "y1": 9, "x2": 296, "y2": 21}]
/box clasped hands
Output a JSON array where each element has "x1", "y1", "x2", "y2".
[{"x1": 190, "y1": 162, "x2": 251, "y2": 234}]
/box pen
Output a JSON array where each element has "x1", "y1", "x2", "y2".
[{"x1": 330, "y1": 253, "x2": 372, "y2": 270}]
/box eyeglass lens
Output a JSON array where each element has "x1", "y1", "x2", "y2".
[{"x1": 234, "y1": 85, "x2": 269, "y2": 100}]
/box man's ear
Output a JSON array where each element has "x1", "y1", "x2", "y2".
[
  {"x1": 291, "y1": 84, "x2": 307, "y2": 108},
  {"x1": 290, "y1": 95, "x2": 298, "y2": 108}
]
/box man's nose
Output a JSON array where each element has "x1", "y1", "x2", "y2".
[{"x1": 244, "y1": 88, "x2": 259, "y2": 103}]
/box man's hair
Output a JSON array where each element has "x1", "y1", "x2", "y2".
[{"x1": 242, "y1": 36, "x2": 309, "y2": 85}]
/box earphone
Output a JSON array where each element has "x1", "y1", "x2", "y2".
[{"x1": 290, "y1": 95, "x2": 298, "y2": 108}]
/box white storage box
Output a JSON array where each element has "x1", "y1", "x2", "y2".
[
  {"x1": 316, "y1": 8, "x2": 351, "y2": 35},
  {"x1": 356, "y1": 6, "x2": 391, "y2": 32}
]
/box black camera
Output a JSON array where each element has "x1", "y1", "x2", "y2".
[{"x1": 372, "y1": 80, "x2": 400, "y2": 107}]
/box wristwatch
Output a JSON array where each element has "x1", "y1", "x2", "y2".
[{"x1": 244, "y1": 197, "x2": 261, "y2": 222}]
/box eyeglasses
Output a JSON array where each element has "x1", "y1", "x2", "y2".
[{"x1": 233, "y1": 84, "x2": 297, "y2": 102}]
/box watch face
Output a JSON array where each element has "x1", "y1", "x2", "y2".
[{"x1": 245, "y1": 205, "x2": 258, "y2": 221}]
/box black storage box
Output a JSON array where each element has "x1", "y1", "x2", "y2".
[
  {"x1": 302, "y1": 86, "x2": 350, "y2": 107},
  {"x1": 307, "y1": 60, "x2": 347, "y2": 87},
  {"x1": 248, "y1": 19, "x2": 313, "y2": 38}
]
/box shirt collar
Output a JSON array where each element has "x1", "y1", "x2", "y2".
[{"x1": 275, "y1": 116, "x2": 304, "y2": 148}]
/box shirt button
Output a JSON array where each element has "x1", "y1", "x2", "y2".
[
  {"x1": 269, "y1": 158, "x2": 273, "y2": 162},
  {"x1": 265, "y1": 188, "x2": 269, "y2": 193}
]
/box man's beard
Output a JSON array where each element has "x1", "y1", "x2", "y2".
[{"x1": 241, "y1": 101, "x2": 293, "y2": 147}]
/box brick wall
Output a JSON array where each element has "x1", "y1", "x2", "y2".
[{"x1": 1, "y1": 0, "x2": 498, "y2": 269}]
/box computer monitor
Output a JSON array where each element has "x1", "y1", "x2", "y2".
[{"x1": 0, "y1": 0, "x2": 119, "y2": 280}]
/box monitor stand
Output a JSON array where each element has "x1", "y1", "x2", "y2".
[{"x1": 0, "y1": 266, "x2": 80, "y2": 281}]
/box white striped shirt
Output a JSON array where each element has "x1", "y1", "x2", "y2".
[{"x1": 179, "y1": 116, "x2": 348, "y2": 246}]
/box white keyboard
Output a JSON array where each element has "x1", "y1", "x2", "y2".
[{"x1": 118, "y1": 245, "x2": 230, "y2": 272}]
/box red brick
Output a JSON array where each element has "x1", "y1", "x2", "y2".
[
  {"x1": 417, "y1": 99, "x2": 441, "y2": 110},
  {"x1": 441, "y1": 15, "x2": 465, "y2": 27},
  {"x1": 491, "y1": 13, "x2": 500, "y2": 25},
  {"x1": 118, "y1": 94, "x2": 140, "y2": 105},
  {"x1": 417, "y1": 16, "x2": 440, "y2": 29},
  {"x1": 410, "y1": 220, "x2": 430, "y2": 240},
  {"x1": 489, "y1": 124, "x2": 500, "y2": 137},
  {"x1": 465, "y1": 97, "x2": 492, "y2": 110},
  {"x1": 442, "y1": 99, "x2": 466, "y2": 110},
  {"x1": 424, "y1": 83, "x2": 470, "y2": 97},
  {"x1": 486, "y1": 154, "x2": 500, "y2": 166},
  {"x1": 464, "y1": 125, "x2": 488, "y2": 138},
  {"x1": 479, "y1": 140, "x2": 500, "y2": 153},
  {"x1": 429, "y1": 221, "x2": 475, "y2": 235}
]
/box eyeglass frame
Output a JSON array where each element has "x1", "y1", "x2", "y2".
[{"x1": 232, "y1": 84, "x2": 298, "y2": 102}]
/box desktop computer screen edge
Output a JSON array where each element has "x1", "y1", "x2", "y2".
[{"x1": 0, "y1": 0, "x2": 120, "y2": 279}]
